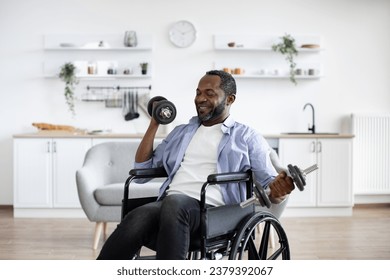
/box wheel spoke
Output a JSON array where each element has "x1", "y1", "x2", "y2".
[
  {"x1": 268, "y1": 246, "x2": 286, "y2": 260},
  {"x1": 247, "y1": 236, "x2": 260, "y2": 260},
  {"x1": 229, "y1": 213, "x2": 290, "y2": 260},
  {"x1": 259, "y1": 221, "x2": 271, "y2": 259}
]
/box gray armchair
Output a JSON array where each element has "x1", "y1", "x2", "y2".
[{"x1": 76, "y1": 141, "x2": 161, "y2": 250}]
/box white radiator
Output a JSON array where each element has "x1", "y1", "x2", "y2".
[{"x1": 351, "y1": 114, "x2": 390, "y2": 194}]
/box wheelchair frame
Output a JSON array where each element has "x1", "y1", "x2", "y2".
[{"x1": 121, "y1": 167, "x2": 290, "y2": 260}]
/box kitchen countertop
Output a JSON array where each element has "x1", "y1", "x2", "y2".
[
  {"x1": 13, "y1": 131, "x2": 164, "y2": 138},
  {"x1": 264, "y1": 133, "x2": 354, "y2": 139},
  {"x1": 13, "y1": 131, "x2": 355, "y2": 139}
]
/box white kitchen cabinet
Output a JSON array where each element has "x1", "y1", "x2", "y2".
[
  {"x1": 278, "y1": 138, "x2": 353, "y2": 215},
  {"x1": 13, "y1": 139, "x2": 52, "y2": 208},
  {"x1": 91, "y1": 138, "x2": 137, "y2": 146},
  {"x1": 91, "y1": 137, "x2": 164, "y2": 147},
  {"x1": 52, "y1": 139, "x2": 92, "y2": 207},
  {"x1": 13, "y1": 138, "x2": 92, "y2": 215}
]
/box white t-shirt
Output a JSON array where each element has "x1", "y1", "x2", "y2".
[{"x1": 167, "y1": 124, "x2": 225, "y2": 206}]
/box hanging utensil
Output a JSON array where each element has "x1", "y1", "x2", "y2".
[
  {"x1": 124, "y1": 90, "x2": 139, "y2": 121},
  {"x1": 134, "y1": 90, "x2": 140, "y2": 119},
  {"x1": 122, "y1": 91, "x2": 128, "y2": 116}
]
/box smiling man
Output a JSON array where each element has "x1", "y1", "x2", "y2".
[{"x1": 97, "y1": 70, "x2": 294, "y2": 260}]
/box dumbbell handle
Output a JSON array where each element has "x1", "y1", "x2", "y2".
[
  {"x1": 301, "y1": 164, "x2": 319, "y2": 176},
  {"x1": 287, "y1": 164, "x2": 318, "y2": 178},
  {"x1": 240, "y1": 184, "x2": 271, "y2": 208},
  {"x1": 240, "y1": 196, "x2": 257, "y2": 208},
  {"x1": 160, "y1": 106, "x2": 173, "y2": 119}
]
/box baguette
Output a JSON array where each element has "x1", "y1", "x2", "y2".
[{"x1": 32, "y1": 122, "x2": 76, "y2": 132}]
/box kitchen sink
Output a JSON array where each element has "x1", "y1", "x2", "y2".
[{"x1": 283, "y1": 132, "x2": 340, "y2": 135}]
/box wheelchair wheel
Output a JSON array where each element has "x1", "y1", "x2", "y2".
[{"x1": 229, "y1": 212, "x2": 290, "y2": 260}]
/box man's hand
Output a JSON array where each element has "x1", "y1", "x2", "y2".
[{"x1": 268, "y1": 171, "x2": 294, "y2": 204}]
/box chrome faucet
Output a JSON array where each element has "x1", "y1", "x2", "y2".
[{"x1": 303, "y1": 103, "x2": 316, "y2": 134}]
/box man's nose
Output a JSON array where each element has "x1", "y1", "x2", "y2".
[{"x1": 195, "y1": 94, "x2": 207, "y2": 103}]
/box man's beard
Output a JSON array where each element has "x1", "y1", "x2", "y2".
[{"x1": 197, "y1": 97, "x2": 226, "y2": 122}]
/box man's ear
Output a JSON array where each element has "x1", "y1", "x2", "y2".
[{"x1": 227, "y1": 94, "x2": 236, "y2": 105}]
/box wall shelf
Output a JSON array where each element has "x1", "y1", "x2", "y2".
[
  {"x1": 214, "y1": 34, "x2": 322, "y2": 50},
  {"x1": 44, "y1": 33, "x2": 153, "y2": 50},
  {"x1": 44, "y1": 47, "x2": 153, "y2": 51},
  {"x1": 232, "y1": 74, "x2": 322, "y2": 80},
  {"x1": 43, "y1": 33, "x2": 153, "y2": 80},
  {"x1": 214, "y1": 46, "x2": 324, "y2": 52},
  {"x1": 213, "y1": 34, "x2": 324, "y2": 81},
  {"x1": 44, "y1": 74, "x2": 151, "y2": 80}
]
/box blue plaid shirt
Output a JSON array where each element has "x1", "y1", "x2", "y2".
[{"x1": 134, "y1": 116, "x2": 277, "y2": 205}]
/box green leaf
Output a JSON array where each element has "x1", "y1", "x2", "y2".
[
  {"x1": 271, "y1": 34, "x2": 298, "y2": 85},
  {"x1": 59, "y1": 62, "x2": 78, "y2": 116}
]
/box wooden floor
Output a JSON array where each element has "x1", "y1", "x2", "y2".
[{"x1": 0, "y1": 205, "x2": 389, "y2": 260}]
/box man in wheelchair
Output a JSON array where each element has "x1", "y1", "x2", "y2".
[{"x1": 97, "y1": 70, "x2": 294, "y2": 260}]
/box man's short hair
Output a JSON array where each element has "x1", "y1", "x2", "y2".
[{"x1": 206, "y1": 70, "x2": 237, "y2": 97}]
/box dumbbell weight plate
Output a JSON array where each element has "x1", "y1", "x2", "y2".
[
  {"x1": 253, "y1": 181, "x2": 271, "y2": 208},
  {"x1": 288, "y1": 164, "x2": 305, "y2": 191},
  {"x1": 153, "y1": 101, "x2": 177, "y2": 125},
  {"x1": 294, "y1": 165, "x2": 307, "y2": 188},
  {"x1": 147, "y1": 96, "x2": 167, "y2": 117}
]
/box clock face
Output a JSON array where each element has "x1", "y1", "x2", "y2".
[{"x1": 169, "y1": 20, "x2": 197, "y2": 48}]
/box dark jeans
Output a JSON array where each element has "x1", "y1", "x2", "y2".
[{"x1": 96, "y1": 194, "x2": 202, "y2": 260}]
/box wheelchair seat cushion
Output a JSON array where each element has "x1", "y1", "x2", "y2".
[
  {"x1": 204, "y1": 204, "x2": 255, "y2": 238},
  {"x1": 94, "y1": 182, "x2": 161, "y2": 206}
]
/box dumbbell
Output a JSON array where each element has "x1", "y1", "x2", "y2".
[
  {"x1": 147, "y1": 96, "x2": 177, "y2": 125},
  {"x1": 287, "y1": 163, "x2": 319, "y2": 191},
  {"x1": 240, "y1": 163, "x2": 319, "y2": 209}
]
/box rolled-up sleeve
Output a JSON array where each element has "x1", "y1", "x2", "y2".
[{"x1": 248, "y1": 133, "x2": 277, "y2": 188}]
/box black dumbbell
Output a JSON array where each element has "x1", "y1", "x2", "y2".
[
  {"x1": 287, "y1": 163, "x2": 318, "y2": 191},
  {"x1": 147, "y1": 96, "x2": 177, "y2": 125},
  {"x1": 240, "y1": 163, "x2": 319, "y2": 209}
]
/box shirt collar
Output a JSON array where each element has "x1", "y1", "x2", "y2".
[
  {"x1": 221, "y1": 115, "x2": 235, "y2": 134},
  {"x1": 189, "y1": 115, "x2": 236, "y2": 134}
]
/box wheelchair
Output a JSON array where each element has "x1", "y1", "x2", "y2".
[{"x1": 121, "y1": 167, "x2": 291, "y2": 260}]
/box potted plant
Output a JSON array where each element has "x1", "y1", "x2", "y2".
[
  {"x1": 59, "y1": 62, "x2": 78, "y2": 116},
  {"x1": 272, "y1": 34, "x2": 298, "y2": 85},
  {"x1": 140, "y1": 62, "x2": 148, "y2": 75}
]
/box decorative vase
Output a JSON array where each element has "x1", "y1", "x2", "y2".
[{"x1": 124, "y1": 31, "x2": 137, "y2": 47}]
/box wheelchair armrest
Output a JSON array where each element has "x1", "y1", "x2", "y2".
[
  {"x1": 122, "y1": 167, "x2": 166, "y2": 220},
  {"x1": 129, "y1": 167, "x2": 168, "y2": 179},
  {"x1": 207, "y1": 171, "x2": 252, "y2": 184},
  {"x1": 201, "y1": 170, "x2": 253, "y2": 209}
]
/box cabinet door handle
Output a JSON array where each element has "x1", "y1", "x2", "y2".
[
  {"x1": 317, "y1": 141, "x2": 322, "y2": 153},
  {"x1": 310, "y1": 141, "x2": 316, "y2": 153},
  {"x1": 46, "y1": 141, "x2": 51, "y2": 153},
  {"x1": 52, "y1": 141, "x2": 57, "y2": 153}
]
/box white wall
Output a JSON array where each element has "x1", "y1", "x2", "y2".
[{"x1": 1, "y1": 0, "x2": 389, "y2": 204}]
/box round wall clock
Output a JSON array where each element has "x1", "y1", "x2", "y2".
[{"x1": 169, "y1": 20, "x2": 197, "y2": 48}]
